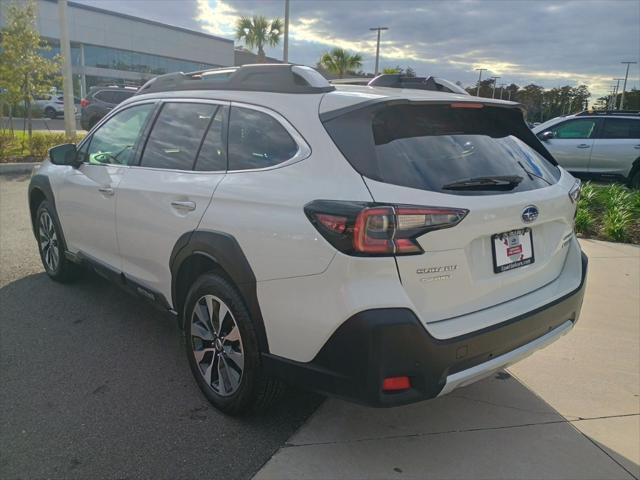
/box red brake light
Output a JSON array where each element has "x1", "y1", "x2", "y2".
[
  {"x1": 80, "y1": 98, "x2": 90, "y2": 108},
  {"x1": 383, "y1": 376, "x2": 411, "y2": 392},
  {"x1": 450, "y1": 102, "x2": 484, "y2": 109},
  {"x1": 306, "y1": 201, "x2": 468, "y2": 257}
]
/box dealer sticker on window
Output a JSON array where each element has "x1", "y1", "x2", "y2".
[{"x1": 492, "y1": 228, "x2": 534, "y2": 273}]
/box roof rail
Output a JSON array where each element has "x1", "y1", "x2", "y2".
[
  {"x1": 575, "y1": 110, "x2": 640, "y2": 116},
  {"x1": 136, "y1": 64, "x2": 335, "y2": 95},
  {"x1": 367, "y1": 74, "x2": 470, "y2": 95}
]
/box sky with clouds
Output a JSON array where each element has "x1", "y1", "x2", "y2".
[{"x1": 76, "y1": 0, "x2": 639, "y2": 97}]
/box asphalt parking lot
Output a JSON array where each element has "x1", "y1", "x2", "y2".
[
  {"x1": 1, "y1": 174, "x2": 638, "y2": 480},
  {"x1": 0, "y1": 175, "x2": 322, "y2": 479}
]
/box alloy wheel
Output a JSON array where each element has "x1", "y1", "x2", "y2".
[
  {"x1": 190, "y1": 294, "x2": 244, "y2": 397},
  {"x1": 39, "y1": 211, "x2": 59, "y2": 272}
]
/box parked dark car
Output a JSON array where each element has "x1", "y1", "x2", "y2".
[{"x1": 80, "y1": 86, "x2": 137, "y2": 130}]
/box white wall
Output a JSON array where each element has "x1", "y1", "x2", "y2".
[{"x1": 23, "y1": 0, "x2": 234, "y2": 67}]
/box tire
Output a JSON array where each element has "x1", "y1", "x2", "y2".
[
  {"x1": 183, "y1": 273, "x2": 283, "y2": 415},
  {"x1": 629, "y1": 170, "x2": 640, "y2": 189},
  {"x1": 35, "y1": 201, "x2": 81, "y2": 282},
  {"x1": 44, "y1": 107, "x2": 57, "y2": 119}
]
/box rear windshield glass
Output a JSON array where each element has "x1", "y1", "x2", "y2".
[{"x1": 323, "y1": 103, "x2": 560, "y2": 195}]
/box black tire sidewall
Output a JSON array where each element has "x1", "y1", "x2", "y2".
[
  {"x1": 183, "y1": 274, "x2": 262, "y2": 414},
  {"x1": 36, "y1": 201, "x2": 78, "y2": 282},
  {"x1": 45, "y1": 107, "x2": 56, "y2": 119}
]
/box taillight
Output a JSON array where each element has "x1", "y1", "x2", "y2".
[
  {"x1": 80, "y1": 98, "x2": 90, "y2": 108},
  {"x1": 305, "y1": 200, "x2": 468, "y2": 256}
]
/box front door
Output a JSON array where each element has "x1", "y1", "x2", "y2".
[
  {"x1": 116, "y1": 101, "x2": 229, "y2": 303},
  {"x1": 55, "y1": 103, "x2": 155, "y2": 269},
  {"x1": 589, "y1": 117, "x2": 640, "y2": 177}
]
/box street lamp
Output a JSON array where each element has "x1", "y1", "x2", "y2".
[
  {"x1": 370, "y1": 27, "x2": 388, "y2": 76},
  {"x1": 283, "y1": 0, "x2": 290, "y2": 62},
  {"x1": 613, "y1": 78, "x2": 625, "y2": 109},
  {"x1": 620, "y1": 61, "x2": 637, "y2": 110},
  {"x1": 475, "y1": 68, "x2": 487, "y2": 96},
  {"x1": 498, "y1": 83, "x2": 506, "y2": 100},
  {"x1": 491, "y1": 76, "x2": 500, "y2": 98}
]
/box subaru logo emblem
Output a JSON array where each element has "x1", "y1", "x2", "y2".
[{"x1": 522, "y1": 205, "x2": 539, "y2": 223}]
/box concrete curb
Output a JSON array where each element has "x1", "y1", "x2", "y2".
[{"x1": 0, "y1": 162, "x2": 40, "y2": 176}]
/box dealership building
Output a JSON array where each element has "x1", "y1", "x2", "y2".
[{"x1": 0, "y1": 0, "x2": 235, "y2": 97}]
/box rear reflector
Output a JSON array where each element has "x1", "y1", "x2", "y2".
[
  {"x1": 80, "y1": 98, "x2": 90, "y2": 108},
  {"x1": 450, "y1": 102, "x2": 484, "y2": 109},
  {"x1": 383, "y1": 376, "x2": 411, "y2": 392}
]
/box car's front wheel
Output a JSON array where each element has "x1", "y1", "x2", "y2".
[
  {"x1": 629, "y1": 169, "x2": 640, "y2": 189},
  {"x1": 184, "y1": 273, "x2": 283, "y2": 415},
  {"x1": 36, "y1": 201, "x2": 80, "y2": 282}
]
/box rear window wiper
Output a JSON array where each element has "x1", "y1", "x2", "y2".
[
  {"x1": 517, "y1": 161, "x2": 552, "y2": 186},
  {"x1": 442, "y1": 175, "x2": 523, "y2": 191}
]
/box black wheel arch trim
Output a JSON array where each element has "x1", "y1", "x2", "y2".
[
  {"x1": 170, "y1": 230, "x2": 269, "y2": 353},
  {"x1": 28, "y1": 174, "x2": 69, "y2": 249}
]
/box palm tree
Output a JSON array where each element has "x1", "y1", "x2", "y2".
[
  {"x1": 320, "y1": 48, "x2": 363, "y2": 79},
  {"x1": 235, "y1": 16, "x2": 283, "y2": 63}
]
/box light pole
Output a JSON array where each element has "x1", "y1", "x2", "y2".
[
  {"x1": 620, "y1": 61, "x2": 637, "y2": 110},
  {"x1": 370, "y1": 27, "x2": 388, "y2": 76},
  {"x1": 498, "y1": 83, "x2": 506, "y2": 100},
  {"x1": 283, "y1": 0, "x2": 290, "y2": 63},
  {"x1": 58, "y1": 0, "x2": 75, "y2": 137},
  {"x1": 613, "y1": 78, "x2": 624, "y2": 109},
  {"x1": 491, "y1": 76, "x2": 500, "y2": 98},
  {"x1": 475, "y1": 68, "x2": 487, "y2": 96}
]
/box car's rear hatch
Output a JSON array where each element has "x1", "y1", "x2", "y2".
[{"x1": 321, "y1": 97, "x2": 578, "y2": 329}]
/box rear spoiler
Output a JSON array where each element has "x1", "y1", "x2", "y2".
[{"x1": 319, "y1": 99, "x2": 557, "y2": 166}]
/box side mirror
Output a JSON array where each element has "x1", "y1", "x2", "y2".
[
  {"x1": 539, "y1": 131, "x2": 555, "y2": 141},
  {"x1": 49, "y1": 143, "x2": 80, "y2": 167}
]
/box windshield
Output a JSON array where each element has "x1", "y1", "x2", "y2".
[{"x1": 323, "y1": 103, "x2": 560, "y2": 195}]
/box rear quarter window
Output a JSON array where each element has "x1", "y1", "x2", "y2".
[{"x1": 323, "y1": 103, "x2": 560, "y2": 195}]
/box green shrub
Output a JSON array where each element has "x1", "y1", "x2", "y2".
[
  {"x1": 599, "y1": 183, "x2": 632, "y2": 211},
  {"x1": 578, "y1": 181, "x2": 598, "y2": 208},
  {"x1": 602, "y1": 206, "x2": 632, "y2": 242},
  {"x1": 574, "y1": 207, "x2": 594, "y2": 235}
]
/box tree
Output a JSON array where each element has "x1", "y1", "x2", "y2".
[
  {"x1": 0, "y1": 0, "x2": 61, "y2": 136},
  {"x1": 404, "y1": 66, "x2": 416, "y2": 78},
  {"x1": 382, "y1": 66, "x2": 402, "y2": 74},
  {"x1": 234, "y1": 15, "x2": 283, "y2": 62},
  {"x1": 319, "y1": 48, "x2": 363, "y2": 79}
]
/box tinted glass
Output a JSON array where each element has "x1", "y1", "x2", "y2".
[
  {"x1": 601, "y1": 118, "x2": 640, "y2": 139},
  {"x1": 323, "y1": 103, "x2": 559, "y2": 195},
  {"x1": 85, "y1": 104, "x2": 153, "y2": 165},
  {"x1": 140, "y1": 102, "x2": 216, "y2": 170},
  {"x1": 111, "y1": 91, "x2": 135, "y2": 104},
  {"x1": 94, "y1": 91, "x2": 115, "y2": 103},
  {"x1": 228, "y1": 107, "x2": 298, "y2": 170},
  {"x1": 551, "y1": 119, "x2": 597, "y2": 139},
  {"x1": 195, "y1": 106, "x2": 227, "y2": 171}
]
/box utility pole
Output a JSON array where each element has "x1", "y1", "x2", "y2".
[
  {"x1": 620, "y1": 61, "x2": 637, "y2": 110},
  {"x1": 498, "y1": 83, "x2": 506, "y2": 100},
  {"x1": 58, "y1": 0, "x2": 75, "y2": 137},
  {"x1": 283, "y1": 0, "x2": 290, "y2": 63},
  {"x1": 507, "y1": 89, "x2": 512, "y2": 101},
  {"x1": 613, "y1": 78, "x2": 624, "y2": 109},
  {"x1": 369, "y1": 27, "x2": 388, "y2": 76},
  {"x1": 491, "y1": 76, "x2": 500, "y2": 98},
  {"x1": 475, "y1": 68, "x2": 487, "y2": 96}
]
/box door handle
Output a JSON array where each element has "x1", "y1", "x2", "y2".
[
  {"x1": 576, "y1": 144, "x2": 591, "y2": 149},
  {"x1": 98, "y1": 186, "x2": 114, "y2": 196},
  {"x1": 171, "y1": 200, "x2": 196, "y2": 211}
]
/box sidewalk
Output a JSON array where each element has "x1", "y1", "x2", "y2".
[{"x1": 254, "y1": 240, "x2": 640, "y2": 480}]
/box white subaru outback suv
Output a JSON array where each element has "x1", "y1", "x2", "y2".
[{"x1": 29, "y1": 64, "x2": 588, "y2": 414}]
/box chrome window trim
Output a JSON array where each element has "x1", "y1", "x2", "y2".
[{"x1": 226, "y1": 101, "x2": 312, "y2": 173}]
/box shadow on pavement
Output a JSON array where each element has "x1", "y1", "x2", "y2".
[{"x1": 0, "y1": 270, "x2": 323, "y2": 480}]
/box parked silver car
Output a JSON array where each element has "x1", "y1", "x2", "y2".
[{"x1": 533, "y1": 111, "x2": 640, "y2": 187}]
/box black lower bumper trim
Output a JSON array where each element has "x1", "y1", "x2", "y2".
[{"x1": 263, "y1": 251, "x2": 588, "y2": 407}]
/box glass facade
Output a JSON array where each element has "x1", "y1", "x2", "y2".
[{"x1": 83, "y1": 45, "x2": 218, "y2": 75}]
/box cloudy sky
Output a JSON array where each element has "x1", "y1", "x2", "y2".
[{"x1": 76, "y1": 0, "x2": 639, "y2": 97}]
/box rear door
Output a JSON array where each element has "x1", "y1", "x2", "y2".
[
  {"x1": 589, "y1": 117, "x2": 640, "y2": 177},
  {"x1": 116, "y1": 100, "x2": 228, "y2": 302},
  {"x1": 323, "y1": 102, "x2": 577, "y2": 326},
  {"x1": 542, "y1": 118, "x2": 599, "y2": 172}
]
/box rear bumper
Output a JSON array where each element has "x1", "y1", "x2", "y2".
[{"x1": 263, "y1": 251, "x2": 588, "y2": 407}]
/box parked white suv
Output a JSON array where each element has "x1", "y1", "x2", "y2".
[
  {"x1": 533, "y1": 111, "x2": 640, "y2": 187},
  {"x1": 33, "y1": 93, "x2": 77, "y2": 119},
  {"x1": 29, "y1": 65, "x2": 588, "y2": 414}
]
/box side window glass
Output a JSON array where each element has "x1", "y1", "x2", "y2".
[
  {"x1": 195, "y1": 106, "x2": 227, "y2": 171},
  {"x1": 601, "y1": 119, "x2": 640, "y2": 139},
  {"x1": 86, "y1": 103, "x2": 154, "y2": 165},
  {"x1": 552, "y1": 119, "x2": 597, "y2": 139},
  {"x1": 94, "y1": 91, "x2": 111, "y2": 103},
  {"x1": 140, "y1": 102, "x2": 216, "y2": 170},
  {"x1": 228, "y1": 107, "x2": 298, "y2": 170}
]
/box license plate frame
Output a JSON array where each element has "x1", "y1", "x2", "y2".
[{"x1": 491, "y1": 228, "x2": 535, "y2": 274}]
